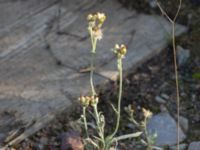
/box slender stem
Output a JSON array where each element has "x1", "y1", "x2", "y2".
[
  {"x1": 156, "y1": 0, "x2": 173, "y2": 23},
  {"x1": 155, "y1": 1, "x2": 182, "y2": 149},
  {"x1": 93, "y1": 104, "x2": 105, "y2": 148},
  {"x1": 172, "y1": 22, "x2": 180, "y2": 150},
  {"x1": 144, "y1": 117, "x2": 152, "y2": 150},
  {"x1": 111, "y1": 58, "x2": 123, "y2": 137},
  {"x1": 83, "y1": 107, "x2": 89, "y2": 138},
  {"x1": 114, "y1": 132, "x2": 142, "y2": 141},
  {"x1": 173, "y1": 0, "x2": 182, "y2": 22},
  {"x1": 89, "y1": 28, "x2": 97, "y2": 96},
  {"x1": 90, "y1": 52, "x2": 96, "y2": 96}
]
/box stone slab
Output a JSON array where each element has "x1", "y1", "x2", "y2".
[
  {"x1": 47, "y1": 0, "x2": 187, "y2": 77},
  {"x1": 0, "y1": 0, "x2": 57, "y2": 30},
  {"x1": 0, "y1": 41, "x2": 107, "y2": 148}
]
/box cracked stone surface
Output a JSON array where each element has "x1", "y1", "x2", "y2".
[{"x1": 0, "y1": 0, "x2": 187, "y2": 148}]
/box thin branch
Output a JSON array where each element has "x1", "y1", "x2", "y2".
[
  {"x1": 156, "y1": 0, "x2": 173, "y2": 23},
  {"x1": 173, "y1": 0, "x2": 182, "y2": 22},
  {"x1": 156, "y1": 1, "x2": 182, "y2": 150}
]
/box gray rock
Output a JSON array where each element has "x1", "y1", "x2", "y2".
[
  {"x1": 188, "y1": 141, "x2": 200, "y2": 150},
  {"x1": 179, "y1": 116, "x2": 189, "y2": 132},
  {"x1": 161, "y1": 93, "x2": 170, "y2": 100},
  {"x1": 170, "y1": 143, "x2": 187, "y2": 150},
  {"x1": 177, "y1": 45, "x2": 190, "y2": 66},
  {"x1": 148, "y1": 0, "x2": 157, "y2": 8},
  {"x1": 160, "y1": 104, "x2": 168, "y2": 112},
  {"x1": 40, "y1": 137, "x2": 48, "y2": 145},
  {"x1": 147, "y1": 112, "x2": 186, "y2": 146},
  {"x1": 155, "y1": 96, "x2": 166, "y2": 104}
]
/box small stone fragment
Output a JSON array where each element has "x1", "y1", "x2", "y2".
[
  {"x1": 179, "y1": 116, "x2": 189, "y2": 132},
  {"x1": 177, "y1": 45, "x2": 190, "y2": 66},
  {"x1": 161, "y1": 93, "x2": 169, "y2": 100},
  {"x1": 148, "y1": 0, "x2": 157, "y2": 8},
  {"x1": 155, "y1": 96, "x2": 166, "y2": 104},
  {"x1": 60, "y1": 130, "x2": 84, "y2": 150}
]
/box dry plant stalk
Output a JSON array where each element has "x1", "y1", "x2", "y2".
[{"x1": 156, "y1": 0, "x2": 182, "y2": 150}]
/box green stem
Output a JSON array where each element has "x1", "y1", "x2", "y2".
[
  {"x1": 144, "y1": 117, "x2": 152, "y2": 150},
  {"x1": 114, "y1": 132, "x2": 142, "y2": 141},
  {"x1": 111, "y1": 58, "x2": 123, "y2": 137},
  {"x1": 93, "y1": 104, "x2": 105, "y2": 148},
  {"x1": 89, "y1": 28, "x2": 97, "y2": 96},
  {"x1": 90, "y1": 52, "x2": 96, "y2": 96},
  {"x1": 83, "y1": 107, "x2": 89, "y2": 138}
]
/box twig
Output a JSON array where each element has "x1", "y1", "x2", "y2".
[{"x1": 156, "y1": 1, "x2": 182, "y2": 149}]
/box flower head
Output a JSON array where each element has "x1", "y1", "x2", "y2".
[
  {"x1": 96, "y1": 12, "x2": 106, "y2": 26},
  {"x1": 87, "y1": 12, "x2": 106, "y2": 41},
  {"x1": 78, "y1": 95, "x2": 99, "y2": 107},
  {"x1": 90, "y1": 95, "x2": 99, "y2": 106},
  {"x1": 142, "y1": 108, "x2": 153, "y2": 118},
  {"x1": 124, "y1": 104, "x2": 134, "y2": 114},
  {"x1": 78, "y1": 96, "x2": 90, "y2": 107},
  {"x1": 112, "y1": 44, "x2": 127, "y2": 59}
]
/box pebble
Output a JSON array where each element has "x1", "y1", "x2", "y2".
[
  {"x1": 155, "y1": 96, "x2": 166, "y2": 104},
  {"x1": 148, "y1": 0, "x2": 157, "y2": 8},
  {"x1": 177, "y1": 45, "x2": 190, "y2": 66},
  {"x1": 39, "y1": 137, "x2": 48, "y2": 145},
  {"x1": 169, "y1": 143, "x2": 187, "y2": 150},
  {"x1": 160, "y1": 93, "x2": 169, "y2": 100},
  {"x1": 179, "y1": 116, "x2": 189, "y2": 132}
]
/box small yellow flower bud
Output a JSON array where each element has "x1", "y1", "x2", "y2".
[
  {"x1": 96, "y1": 12, "x2": 106, "y2": 26},
  {"x1": 90, "y1": 95, "x2": 99, "y2": 106},
  {"x1": 124, "y1": 104, "x2": 134, "y2": 114},
  {"x1": 78, "y1": 96, "x2": 90, "y2": 107},
  {"x1": 119, "y1": 44, "x2": 127, "y2": 56},
  {"x1": 87, "y1": 14, "x2": 95, "y2": 22},
  {"x1": 113, "y1": 44, "x2": 127, "y2": 58},
  {"x1": 97, "y1": 12, "x2": 106, "y2": 21},
  {"x1": 87, "y1": 12, "x2": 106, "y2": 40},
  {"x1": 142, "y1": 108, "x2": 153, "y2": 118}
]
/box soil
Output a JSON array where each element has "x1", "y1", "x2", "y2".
[{"x1": 11, "y1": 0, "x2": 200, "y2": 149}]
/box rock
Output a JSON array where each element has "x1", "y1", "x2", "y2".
[
  {"x1": 160, "y1": 104, "x2": 168, "y2": 112},
  {"x1": 148, "y1": 0, "x2": 157, "y2": 8},
  {"x1": 60, "y1": 130, "x2": 84, "y2": 150},
  {"x1": 37, "y1": 143, "x2": 44, "y2": 150},
  {"x1": 169, "y1": 143, "x2": 187, "y2": 150},
  {"x1": 160, "y1": 93, "x2": 170, "y2": 100},
  {"x1": 155, "y1": 96, "x2": 166, "y2": 104},
  {"x1": 147, "y1": 112, "x2": 186, "y2": 146},
  {"x1": 39, "y1": 137, "x2": 48, "y2": 145},
  {"x1": 179, "y1": 116, "x2": 189, "y2": 132},
  {"x1": 177, "y1": 46, "x2": 190, "y2": 66},
  {"x1": 188, "y1": 141, "x2": 200, "y2": 150}
]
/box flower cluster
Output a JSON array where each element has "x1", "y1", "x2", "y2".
[
  {"x1": 87, "y1": 12, "x2": 106, "y2": 40},
  {"x1": 112, "y1": 44, "x2": 127, "y2": 59},
  {"x1": 78, "y1": 95, "x2": 99, "y2": 107},
  {"x1": 124, "y1": 104, "x2": 134, "y2": 115},
  {"x1": 142, "y1": 108, "x2": 153, "y2": 119}
]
